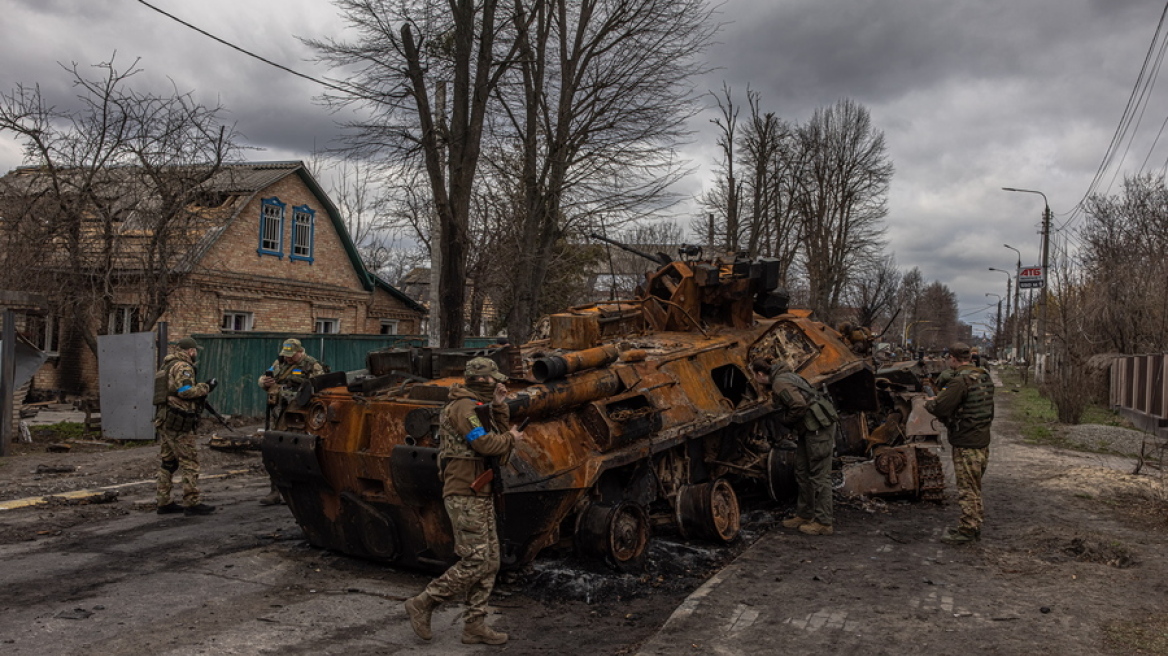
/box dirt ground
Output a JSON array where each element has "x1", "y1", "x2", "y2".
[{"x1": 2, "y1": 393, "x2": 1167, "y2": 655}]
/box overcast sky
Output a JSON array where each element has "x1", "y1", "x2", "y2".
[{"x1": 3, "y1": 0, "x2": 1166, "y2": 334}]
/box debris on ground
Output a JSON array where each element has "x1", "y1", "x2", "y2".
[
  {"x1": 34, "y1": 464, "x2": 78, "y2": 475},
  {"x1": 43, "y1": 490, "x2": 119, "y2": 506}
]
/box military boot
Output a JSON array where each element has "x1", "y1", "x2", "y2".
[
  {"x1": 184, "y1": 503, "x2": 216, "y2": 516},
  {"x1": 782, "y1": 515, "x2": 810, "y2": 529},
  {"x1": 259, "y1": 489, "x2": 284, "y2": 506},
  {"x1": 462, "y1": 618, "x2": 508, "y2": 645},
  {"x1": 941, "y1": 527, "x2": 979, "y2": 544},
  {"x1": 404, "y1": 593, "x2": 436, "y2": 640},
  {"x1": 798, "y1": 521, "x2": 834, "y2": 536}
]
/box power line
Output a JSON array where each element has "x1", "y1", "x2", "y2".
[
  {"x1": 132, "y1": 0, "x2": 374, "y2": 101},
  {"x1": 1069, "y1": 1, "x2": 1168, "y2": 219}
]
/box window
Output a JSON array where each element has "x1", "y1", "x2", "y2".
[
  {"x1": 108, "y1": 306, "x2": 141, "y2": 335},
  {"x1": 28, "y1": 313, "x2": 59, "y2": 354},
  {"x1": 291, "y1": 205, "x2": 315, "y2": 262},
  {"x1": 258, "y1": 197, "x2": 285, "y2": 257},
  {"x1": 315, "y1": 318, "x2": 339, "y2": 334},
  {"x1": 379, "y1": 319, "x2": 399, "y2": 335},
  {"x1": 221, "y1": 311, "x2": 254, "y2": 332}
]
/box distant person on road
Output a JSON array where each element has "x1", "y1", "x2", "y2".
[
  {"x1": 752, "y1": 358, "x2": 839, "y2": 536},
  {"x1": 154, "y1": 336, "x2": 216, "y2": 516},
  {"x1": 257, "y1": 338, "x2": 325, "y2": 505},
  {"x1": 404, "y1": 357, "x2": 521, "y2": 646},
  {"x1": 926, "y1": 342, "x2": 995, "y2": 544}
]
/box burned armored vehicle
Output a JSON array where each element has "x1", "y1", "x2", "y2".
[{"x1": 263, "y1": 244, "x2": 942, "y2": 571}]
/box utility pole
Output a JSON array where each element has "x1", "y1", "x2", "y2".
[
  {"x1": 1002, "y1": 189, "x2": 1051, "y2": 379},
  {"x1": 1004, "y1": 244, "x2": 1022, "y2": 362}
]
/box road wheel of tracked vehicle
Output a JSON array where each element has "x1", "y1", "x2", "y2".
[
  {"x1": 575, "y1": 501, "x2": 650, "y2": 571},
  {"x1": 676, "y1": 478, "x2": 740, "y2": 543},
  {"x1": 766, "y1": 445, "x2": 798, "y2": 502}
]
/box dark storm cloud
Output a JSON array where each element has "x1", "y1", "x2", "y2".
[
  {"x1": 686, "y1": 0, "x2": 1168, "y2": 330},
  {"x1": 3, "y1": 0, "x2": 1166, "y2": 334},
  {"x1": 0, "y1": 0, "x2": 351, "y2": 167}
]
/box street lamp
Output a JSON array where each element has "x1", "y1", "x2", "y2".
[
  {"x1": 1003, "y1": 244, "x2": 1023, "y2": 360},
  {"x1": 1002, "y1": 188, "x2": 1052, "y2": 376},
  {"x1": 985, "y1": 293, "x2": 1002, "y2": 358}
]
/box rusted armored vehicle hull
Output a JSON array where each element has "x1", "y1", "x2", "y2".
[{"x1": 264, "y1": 252, "x2": 943, "y2": 571}]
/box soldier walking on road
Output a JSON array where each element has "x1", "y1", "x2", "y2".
[
  {"x1": 752, "y1": 358, "x2": 839, "y2": 536},
  {"x1": 404, "y1": 357, "x2": 523, "y2": 646},
  {"x1": 154, "y1": 337, "x2": 216, "y2": 516},
  {"x1": 926, "y1": 342, "x2": 995, "y2": 544},
  {"x1": 257, "y1": 338, "x2": 325, "y2": 505}
]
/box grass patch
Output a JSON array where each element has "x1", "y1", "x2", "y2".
[
  {"x1": 37, "y1": 422, "x2": 90, "y2": 440},
  {"x1": 1009, "y1": 383, "x2": 1062, "y2": 445},
  {"x1": 1104, "y1": 613, "x2": 1168, "y2": 655},
  {"x1": 1001, "y1": 374, "x2": 1131, "y2": 452}
]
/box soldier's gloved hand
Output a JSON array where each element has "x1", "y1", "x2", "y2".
[{"x1": 207, "y1": 378, "x2": 219, "y2": 392}]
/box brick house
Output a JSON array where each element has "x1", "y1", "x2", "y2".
[{"x1": 2, "y1": 161, "x2": 424, "y2": 394}]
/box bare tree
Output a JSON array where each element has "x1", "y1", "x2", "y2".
[
  {"x1": 0, "y1": 57, "x2": 238, "y2": 360},
  {"x1": 742, "y1": 88, "x2": 797, "y2": 268},
  {"x1": 1079, "y1": 173, "x2": 1168, "y2": 353},
  {"x1": 311, "y1": 0, "x2": 517, "y2": 347},
  {"x1": 493, "y1": 0, "x2": 716, "y2": 343},
  {"x1": 709, "y1": 83, "x2": 743, "y2": 253},
  {"x1": 845, "y1": 254, "x2": 900, "y2": 330},
  {"x1": 791, "y1": 99, "x2": 891, "y2": 323},
  {"x1": 915, "y1": 281, "x2": 959, "y2": 351}
]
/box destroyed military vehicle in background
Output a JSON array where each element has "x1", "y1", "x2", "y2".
[{"x1": 262, "y1": 238, "x2": 945, "y2": 572}]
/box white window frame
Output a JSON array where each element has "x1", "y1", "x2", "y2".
[
  {"x1": 314, "y1": 318, "x2": 339, "y2": 334},
  {"x1": 379, "y1": 319, "x2": 399, "y2": 335},
  {"x1": 258, "y1": 197, "x2": 285, "y2": 257},
  {"x1": 291, "y1": 205, "x2": 315, "y2": 262},
  {"x1": 221, "y1": 311, "x2": 254, "y2": 332}
]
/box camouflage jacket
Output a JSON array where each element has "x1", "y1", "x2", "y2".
[
  {"x1": 926, "y1": 364, "x2": 994, "y2": 448},
  {"x1": 437, "y1": 385, "x2": 513, "y2": 498},
  {"x1": 259, "y1": 354, "x2": 324, "y2": 405},
  {"x1": 770, "y1": 370, "x2": 839, "y2": 436},
  {"x1": 162, "y1": 352, "x2": 209, "y2": 415}
]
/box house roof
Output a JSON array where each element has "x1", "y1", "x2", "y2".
[{"x1": 0, "y1": 160, "x2": 423, "y2": 312}]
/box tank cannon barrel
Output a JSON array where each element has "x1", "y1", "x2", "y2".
[
  {"x1": 531, "y1": 344, "x2": 620, "y2": 383},
  {"x1": 589, "y1": 233, "x2": 671, "y2": 267},
  {"x1": 505, "y1": 367, "x2": 622, "y2": 419}
]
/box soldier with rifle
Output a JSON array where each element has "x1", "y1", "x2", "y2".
[
  {"x1": 153, "y1": 336, "x2": 217, "y2": 516},
  {"x1": 404, "y1": 357, "x2": 523, "y2": 646}
]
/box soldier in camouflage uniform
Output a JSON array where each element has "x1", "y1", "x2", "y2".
[
  {"x1": 404, "y1": 357, "x2": 521, "y2": 646},
  {"x1": 257, "y1": 338, "x2": 325, "y2": 505},
  {"x1": 752, "y1": 358, "x2": 840, "y2": 536},
  {"x1": 926, "y1": 342, "x2": 995, "y2": 544},
  {"x1": 155, "y1": 337, "x2": 217, "y2": 516}
]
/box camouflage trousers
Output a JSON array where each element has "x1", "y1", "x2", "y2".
[
  {"x1": 952, "y1": 446, "x2": 989, "y2": 532},
  {"x1": 795, "y1": 426, "x2": 835, "y2": 526},
  {"x1": 424, "y1": 495, "x2": 500, "y2": 623},
  {"x1": 156, "y1": 428, "x2": 201, "y2": 507}
]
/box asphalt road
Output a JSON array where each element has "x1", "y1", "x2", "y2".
[{"x1": 0, "y1": 474, "x2": 478, "y2": 655}]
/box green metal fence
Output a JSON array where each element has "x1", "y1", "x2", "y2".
[
  {"x1": 191, "y1": 333, "x2": 505, "y2": 417},
  {"x1": 193, "y1": 333, "x2": 425, "y2": 417}
]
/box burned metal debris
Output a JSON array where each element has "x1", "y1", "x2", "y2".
[{"x1": 264, "y1": 243, "x2": 945, "y2": 572}]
